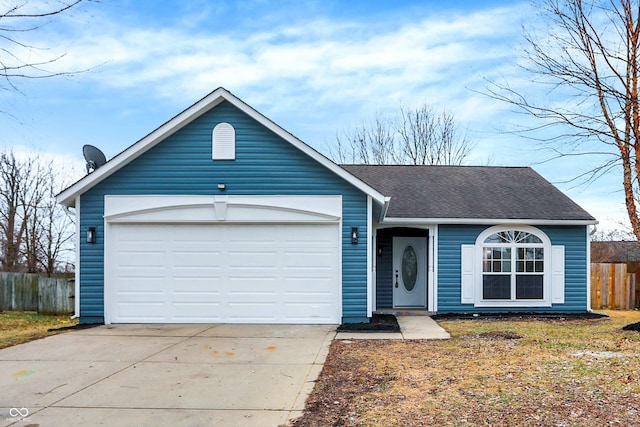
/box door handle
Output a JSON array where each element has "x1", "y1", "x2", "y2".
[{"x1": 395, "y1": 270, "x2": 399, "y2": 288}]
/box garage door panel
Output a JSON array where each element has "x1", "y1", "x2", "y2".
[
  {"x1": 117, "y1": 253, "x2": 165, "y2": 268},
  {"x1": 172, "y1": 254, "x2": 221, "y2": 267},
  {"x1": 173, "y1": 302, "x2": 222, "y2": 319},
  {"x1": 171, "y1": 271, "x2": 221, "y2": 280},
  {"x1": 108, "y1": 223, "x2": 340, "y2": 324},
  {"x1": 228, "y1": 289, "x2": 277, "y2": 299},
  {"x1": 172, "y1": 278, "x2": 222, "y2": 291},
  {"x1": 116, "y1": 278, "x2": 165, "y2": 294},
  {"x1": 117, "y1": 302, "x2": 166, "y2": 322},
  {"x1": 283, "y1": 278, "x2": 333, "y2": 287}
]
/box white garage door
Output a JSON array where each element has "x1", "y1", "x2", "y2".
[{"x1": 106, "y1": 223, "x2": 340, "y2": 324}]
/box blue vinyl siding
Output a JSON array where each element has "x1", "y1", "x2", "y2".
[
  {"x1": 79, "y1": 100, "x2": 369, "y2": 323},
  {"x1": 437, "y1": 224, "x2": 588, "y2": 313}
]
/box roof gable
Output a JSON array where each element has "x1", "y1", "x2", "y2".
[
  {"x1": 57, "y1": 87, "x2": 385, "y2": 206},
  {"x1": 342, "y1": 165, "x2": 596, "y2": 224}
]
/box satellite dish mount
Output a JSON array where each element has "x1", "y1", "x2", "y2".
[{"x1": 83, "y1": 144, "x2": 107, "y2": 174}]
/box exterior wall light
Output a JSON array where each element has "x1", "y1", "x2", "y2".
[
  {"x1": 351, "y1": 227, "x2": 358, "y2": 245},
  {"x1": 86, "y1": 227, "x2": 96, "y2": 244},
  {"x1": 217, "y1": 183, "x2": 226, "y2": 191}
]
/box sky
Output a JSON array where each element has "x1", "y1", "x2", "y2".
[{"x1": 0, "y1": 0, "x2": 630, "y2": 234}]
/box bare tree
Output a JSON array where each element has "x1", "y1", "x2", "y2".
[
  {"x1": 332, "y1": 104, "x2": 474, "y2": 165},
  {"x1": 0, "y1": 150, "x2": 74, "y2": 274},
  {"x1": 21, "y1": 157, "x2": 47, "y2": 272},
  {"x1": 485, "y1": 0, "x2": 640, "y2": 240},
  {"x1": 397, "y1": 105, "x2": 473, "y2": 165},
  {"x1": 591, "y1": 227, "x2": 635, "y2": 241},
  {"x1": 37, "y1": 166, "x2": 74, "y2": 276},
  {"x1": 332, "y1": 113, "x2": 397, "y2": 164},
  {"x1": 1, "y1": 1, "x2": 91, "y2": 101},
  {"x1": 0, "y1": 151, "x2": 28, "y2": 270}
]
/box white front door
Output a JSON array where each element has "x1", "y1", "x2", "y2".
[{"x1": 393, "y1": 236, "x2": 427, "y2": 308}]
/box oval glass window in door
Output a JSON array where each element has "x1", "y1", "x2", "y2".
[{"x1": 402, "y1": 245, "x2": 418, "y2": 292}]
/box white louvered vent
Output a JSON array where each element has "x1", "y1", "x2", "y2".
[{"x1": 212, "y1": 122, "x2": 235, "y2": 160}]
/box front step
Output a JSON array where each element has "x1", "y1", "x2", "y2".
[{"x1": 374, "y1": 309, "x2": 434, "y2": 316}]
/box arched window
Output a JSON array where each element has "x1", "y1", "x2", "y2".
[
  {"x1": 480, "y1": 229, "x2": 545, "y2": 300},
  {"x1": 212, "y1": 122, "x2": 235, "y2": 160},
  {"x1": 461, "y1": 225, "x2": 564, "y2": 308}
]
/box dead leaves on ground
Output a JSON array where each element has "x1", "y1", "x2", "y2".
[{"x1": 291, "y1": 311, "x2": 640, "y2": 427}]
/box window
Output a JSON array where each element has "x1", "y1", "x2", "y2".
[
  {"x1": 212, "y1": 122, "x2": 235, "y2": 160},
  {"x1": 460, "y1": 225, "x2": 565, "y2": 308},
  {"x1": 481, "y1": 230, "x2": 544, "y2": 301}
]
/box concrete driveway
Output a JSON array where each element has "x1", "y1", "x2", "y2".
[{"x1": 0, "y1": 324, "x2": 336, "y2": 427}]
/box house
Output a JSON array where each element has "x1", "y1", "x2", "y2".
[
  {"x1": 56, "y1": 88, "x2": 598, "y2": 324},
  {"x1": 591, "y1": 241, "x2": 640, "y2": 264}
]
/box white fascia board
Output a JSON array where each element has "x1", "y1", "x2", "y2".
[
  {"x1": 56, "y1": 87, "x2": 386, "y2": 207},
  {"x1": 381, "y1": 217, "x2": 599, "y2": 226}
]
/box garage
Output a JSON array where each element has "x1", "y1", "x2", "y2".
[{"x1": 103, "y1": 195, "x2": 342, "y2": 324}]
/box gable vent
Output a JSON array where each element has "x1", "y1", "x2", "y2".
[{"x1": 212, "y1": 122, "x2": 235, "y2": 160}]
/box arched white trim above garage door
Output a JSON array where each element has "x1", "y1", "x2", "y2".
[{"x1": 104, "y1": 195, "x2": 342, "y2": 223}]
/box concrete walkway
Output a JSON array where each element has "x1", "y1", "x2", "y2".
[
  {"x1": 0, "y1": 324, "x2": 335, "y2": 427},
  {"x1": 335, "y1": 316, "x2": 451, "y2": 340}
]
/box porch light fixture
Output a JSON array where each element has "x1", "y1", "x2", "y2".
[
  {"x1": 377, "y1": 244, "x2": 384, "y2": 256},
  {"x1": 86, "y1": 227, "x2": 96, "y2": 244},
  {"x1": 351, "y1": 227, "x2": 358, "y2": 245},
  {"x1": 217, "y1": 183, "x2": 226, "y2": 191}
]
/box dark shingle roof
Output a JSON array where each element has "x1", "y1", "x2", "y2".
[{"x1": 341, "y1": 165, "x2": 595, "y2": 221}]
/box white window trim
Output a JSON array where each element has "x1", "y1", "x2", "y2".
[{"x1": 464, "y1": 225, "x2": 561, "y2": 308}]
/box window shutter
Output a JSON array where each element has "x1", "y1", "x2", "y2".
[
  {"x1": 212, "y1": 122, "x2": 235, "y2": 160},
  {"x1": 551, "y1": 245, "x2": 565, "y2": 304},
  {"x1": 461, "y1": 244, "x2": 475, "y2": 304}
]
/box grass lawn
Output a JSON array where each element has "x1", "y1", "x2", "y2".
[
  {"x1": 0, "y1": 311, "x2": 78, "y2": 350},
  {"x1": 293, "y1": 310, "x2": 640, "y2": 427}
]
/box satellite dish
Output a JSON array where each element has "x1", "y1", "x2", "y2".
[{"x1": 83, "y1": 144, "x2": 107, "y2": 174}]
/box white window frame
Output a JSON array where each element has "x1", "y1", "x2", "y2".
[{"x1": 462, "y1": 225, "x2": 563, "y2": 308}]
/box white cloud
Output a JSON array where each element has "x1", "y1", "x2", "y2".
[{"x1": 44, "y1": 3, "x2": 528, "y2": 121}]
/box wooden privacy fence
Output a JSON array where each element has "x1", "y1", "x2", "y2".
[
  {"x1": 590, "y1": 263, "x2": 638, "y2": 310},
  {"x1": 0, "y1": 272, "x2": 74, "y2": 315}
]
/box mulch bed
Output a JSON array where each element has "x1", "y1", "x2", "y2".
[
  {"x1": 622, "y1": 321, "x2": 640, "y2": 331},
  {"x1": 432, "y1": 312, "x2": 608, "y2": 320},
  {"x1": 336, "y1": 314, "x2": 400, "y2": 332},
  {"x1": 47, "y1": 323, "x2": 100, "y2": 332}
]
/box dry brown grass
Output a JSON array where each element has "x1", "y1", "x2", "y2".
[
  {"x1": 0, "y1": 311, "x2": 77, "y2": 350},
  {"x1": 292, "y1": 311, "x2": 640, "y2": 427}
]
